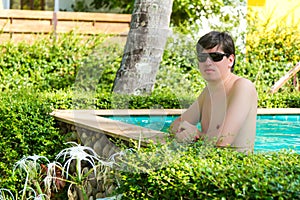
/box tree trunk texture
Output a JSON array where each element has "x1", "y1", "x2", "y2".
[{"x1": 112, "y1": 0, "x2": 173, "y2": 95}]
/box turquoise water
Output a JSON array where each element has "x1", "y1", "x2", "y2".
[{"x1": 104, "y1": 115, "x2": 300, "y2": 153}]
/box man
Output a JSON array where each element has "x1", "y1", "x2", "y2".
[{"x1": 170, "y1": 31, "x2": 257, "y2": 153}]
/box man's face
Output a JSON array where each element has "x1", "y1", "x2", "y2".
[{"x1": 197, "y1": 46, "x2": 234, "y2": 82}]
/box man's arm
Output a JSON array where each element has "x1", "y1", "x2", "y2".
[
  {"x1": 215, "y1": 78, "x2": 257, "y2": 147},
  {"x1": 169, "y1": 90, "x2": 206, "y2": 143},
  {"x1": 170, "y1": 90, "x2": 204, "y2": 134}
]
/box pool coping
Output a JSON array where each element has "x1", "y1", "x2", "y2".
[
  {"x1": 52, "y1": 108, "x2": 300, "y2": 116},
  {"x1": 51, "y1": 108, "x2": 300, "y2": 144}
]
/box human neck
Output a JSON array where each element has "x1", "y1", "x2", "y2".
[{"x1": 207, "y1": 73, "x2": 233, "y2": 93}]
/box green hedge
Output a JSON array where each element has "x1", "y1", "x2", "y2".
[
  {"x1": 115, "y1": 142, "x2": 300, "y2": 199},
  {"x1": 44, "y1": 88, "x2": 300, "y2": 110},
  {"x1": 0, "y1": 88, "x2": 66, "y2": 192},
  {"x1": 0, "y1": 33, "x2": 107, "y2": 91},
  {"x1": 44, "y1": 90, "x2": 194, "y2": 110}
]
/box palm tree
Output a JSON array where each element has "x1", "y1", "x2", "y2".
[{"x1": 112, "y1": 0, "x2": 173, "y2": 95}]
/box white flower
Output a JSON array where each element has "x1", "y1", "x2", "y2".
[
  {"x1": 0, "y1": 188, "x2": 15, "y2": 200},
  {"x1": 13, "y1": 155, "x2": 50, "y2": 199},
  {"x1": 55, "y1": 142, "x2": 113, "y2": 180},
  {"x1": 43, "y1": 161, "x2": 64, "y2": 195}
]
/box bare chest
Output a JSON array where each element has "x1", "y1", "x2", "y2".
[{"x1": 201, "y1": 92, "x2": 228, "y2": 136}]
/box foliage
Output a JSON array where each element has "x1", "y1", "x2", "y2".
[
  {"x1": 0, "y1": 24, "x2": 299, "y2": 110},
  {"x1": 0, "y1": 4, "x2": 299, "y2": 197},
  {"x1": 87, "y1": 0, "x2": 242, "y2": 33},
  {"x1": 245, "y1": 7, "x2": 300, "y2": 93},
  {"x1": 0, "y1": 29, "x2": 295, "y2": 110},
  {"x1": 157, "y1": 33, "x2": 205, "y2": 98},
  {"x1": 0, "y1": 88, "x2": 66, "y2": 193},
  {"x1": 43, "y1": 89, "x2": 193, "y2": 110},
  {"x1": 71, "y1": 0, "x2": 90, "y2": 12},
  {"x1": 44, "y1": 88, "x2": 300, "y2": 110},
  {"x1": 258, "y1": 92, "x2": 300, "y2": 108},
  {"x1": 171, "y1": 0, "x2": 223, "y2": 29},
  {"x1": 89, "y1": 0, "x2": 134, "y2": 13},
  {"x1": 0, "y1": 33, "x2": 105, "y2": 92},
  {"x1": 2, "y1": 142, "x2": 115, "y2": 200},
  {"x1": 115, "y1": 141, "x2": 300, "y2": 199}
]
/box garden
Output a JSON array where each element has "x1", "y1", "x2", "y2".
[{"x1": 1, "y1": 1, "x2": 300, "y2": 199}]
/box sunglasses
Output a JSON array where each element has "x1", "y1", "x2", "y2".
[{"x1": 197, "y1": 52, "x2": 230, "y2": 62}]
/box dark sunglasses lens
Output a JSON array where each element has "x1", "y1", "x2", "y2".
[
  {"x1": 210, "y1": 53, "x2": 224, "y2": 62},
  {"x1": 198, "y1": 54, "x2": 208, "y2": 62},
  {"x1": 198, "y1": 52, "x2": 227, "y2": 62}
]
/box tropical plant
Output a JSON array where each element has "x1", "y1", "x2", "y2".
[
  {"x1": 0, "y1": 188, "x2": 15, "y2": 200},
  {"x1": 115, "y1": 141, "x2": 300, "y2": 199},
  {"x1": 13, "y1": 155, "x2": 50, "y2": 200},
  {"x1": 3, "y1": 142, "x2": 117, "y2": 200}
]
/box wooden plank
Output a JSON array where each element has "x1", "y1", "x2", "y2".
[
  {"x1": 55, "y1": 21, "x2": 129, "y2": 35},
  {"x1": 3, "y1": 19, "x2": 52, "y2": 33},
  {"x1": 0, "y1": 9, "x2": 131, "y2": 23},
  {"x1": 0, "y1": 10, "x2": 131, "y2": 41},
  {"x1": 0, "y1": 33, "x2": 12, "y2": 42},
  {"x1": 57, "y1": 12, "x2": 131, "y2": 23},
  {"x1": 94, "y1": 22, "x2": 130, "y2": 34},
  {"x1": 0, "y1": 19, "x2": 10, "y2": 27},
  {"x1": 10, "y1": 33, "x2": 49, "y2": 43},
  {"x1": 270, "y1": 62, "x2": 300, "y2": 93},
  {"x1": 56, "y1": 21, "x2": 94, "y2": 33},
  {"x1": 0, "y1": 9, "x2": 53, "y2": 20}
]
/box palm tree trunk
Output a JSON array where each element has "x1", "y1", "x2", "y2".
[{"x1": 112, "y1": 0, "x2": 173, "y2": 95}]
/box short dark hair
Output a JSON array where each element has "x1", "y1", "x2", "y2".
[{"x1": 196, "y1": 31, "x2": 235, "y2": 72}]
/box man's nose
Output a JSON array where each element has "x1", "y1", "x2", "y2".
[{"x1": 205, "y1": 56, "x2": 214, "y2": 63}]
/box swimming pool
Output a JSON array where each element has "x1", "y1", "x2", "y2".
[{"x1": 105, "y1": 114, "x2": 300, "y2": 153}]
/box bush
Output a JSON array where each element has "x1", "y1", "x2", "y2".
[
  {"x1": 115, "y1": 141, "x2": 300, "y2": 199},
  {"x1": 0, "y1": 88, "x2": 66, "y2": 193},
  {"x1": 0, "y1": 33, "x2": 106, "y2": 91},
  {"x1": 258, "y1": 91, "x2": 300, "y2": 108},
  {"x1": 43, "y1": 89, "x2": 194, "y2": 110},
  {"x1": 245, "y1": 7, "x2": 300, "y2": 94}
]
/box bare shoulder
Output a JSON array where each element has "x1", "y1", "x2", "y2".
[
  {"x1": 230, "y1": 77, "x2": 257, "y2": 103},
  {"x1": 197, "y1": 86, "x2": 208, "y2": 103},
  {"x1": 233, "y1": 77, "x2": 257, "y2": 93}
]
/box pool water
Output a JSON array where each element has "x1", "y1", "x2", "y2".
[
  {"x1": 255, "y1": 115, "x2": 300, "y2": 152},
  {"x1": 105, "y1": 115, "x2": 300, "y2": 153}
]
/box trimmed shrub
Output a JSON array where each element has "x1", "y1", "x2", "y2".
[
  {"x1": 0, "y1": 88, "x2": 66, "y2": 192},
  {"x1": 0, "y1": 33, "x2": 107, "y2": 91},
  {"x1": 43, "y1": 89, "x2": 194, "y2": 110},
  {"x1": 115, "y1": 141, "x2": 300, "y2": 199}
]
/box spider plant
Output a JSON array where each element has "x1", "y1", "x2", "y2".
[
  {"x1": 55, "y1": 142, "x2": 115, "y2": 200},
  {"x1": 0, "y1": 188, "x2": 15, "y2": 200},
  {"x1": 5, "y1": 142, "x2": 121, "y2": 200},
  {"x1": 13, "y1": 155, "x2": 51, "y2": 200}
]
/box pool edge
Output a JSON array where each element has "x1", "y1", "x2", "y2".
[{"x1": 70, "y1": 108, "x2": 300, "y2": 116}]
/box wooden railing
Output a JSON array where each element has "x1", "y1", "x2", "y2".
[
  {"x1": 270, "y1": 62, "x2": 300, "y2": 93},
  {"x1": 0, "y1": 9, "x2": 131, "y2": 42}
]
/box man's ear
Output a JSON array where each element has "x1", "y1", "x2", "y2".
[{"x1": 229, "y1": 54, "x2": 235, "y2": 67}]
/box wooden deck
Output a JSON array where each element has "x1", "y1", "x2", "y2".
[{"x1": 0, "y1": 9, "x2": 131, "y2": 43}]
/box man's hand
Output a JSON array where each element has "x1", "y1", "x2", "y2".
[{"x1": 175, "y1": 121, "x2": 201, "y2": 143}]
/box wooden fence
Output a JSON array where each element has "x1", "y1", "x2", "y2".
[{"x1": 0, "y1": 9, "x2": 131, "y2": 43}]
